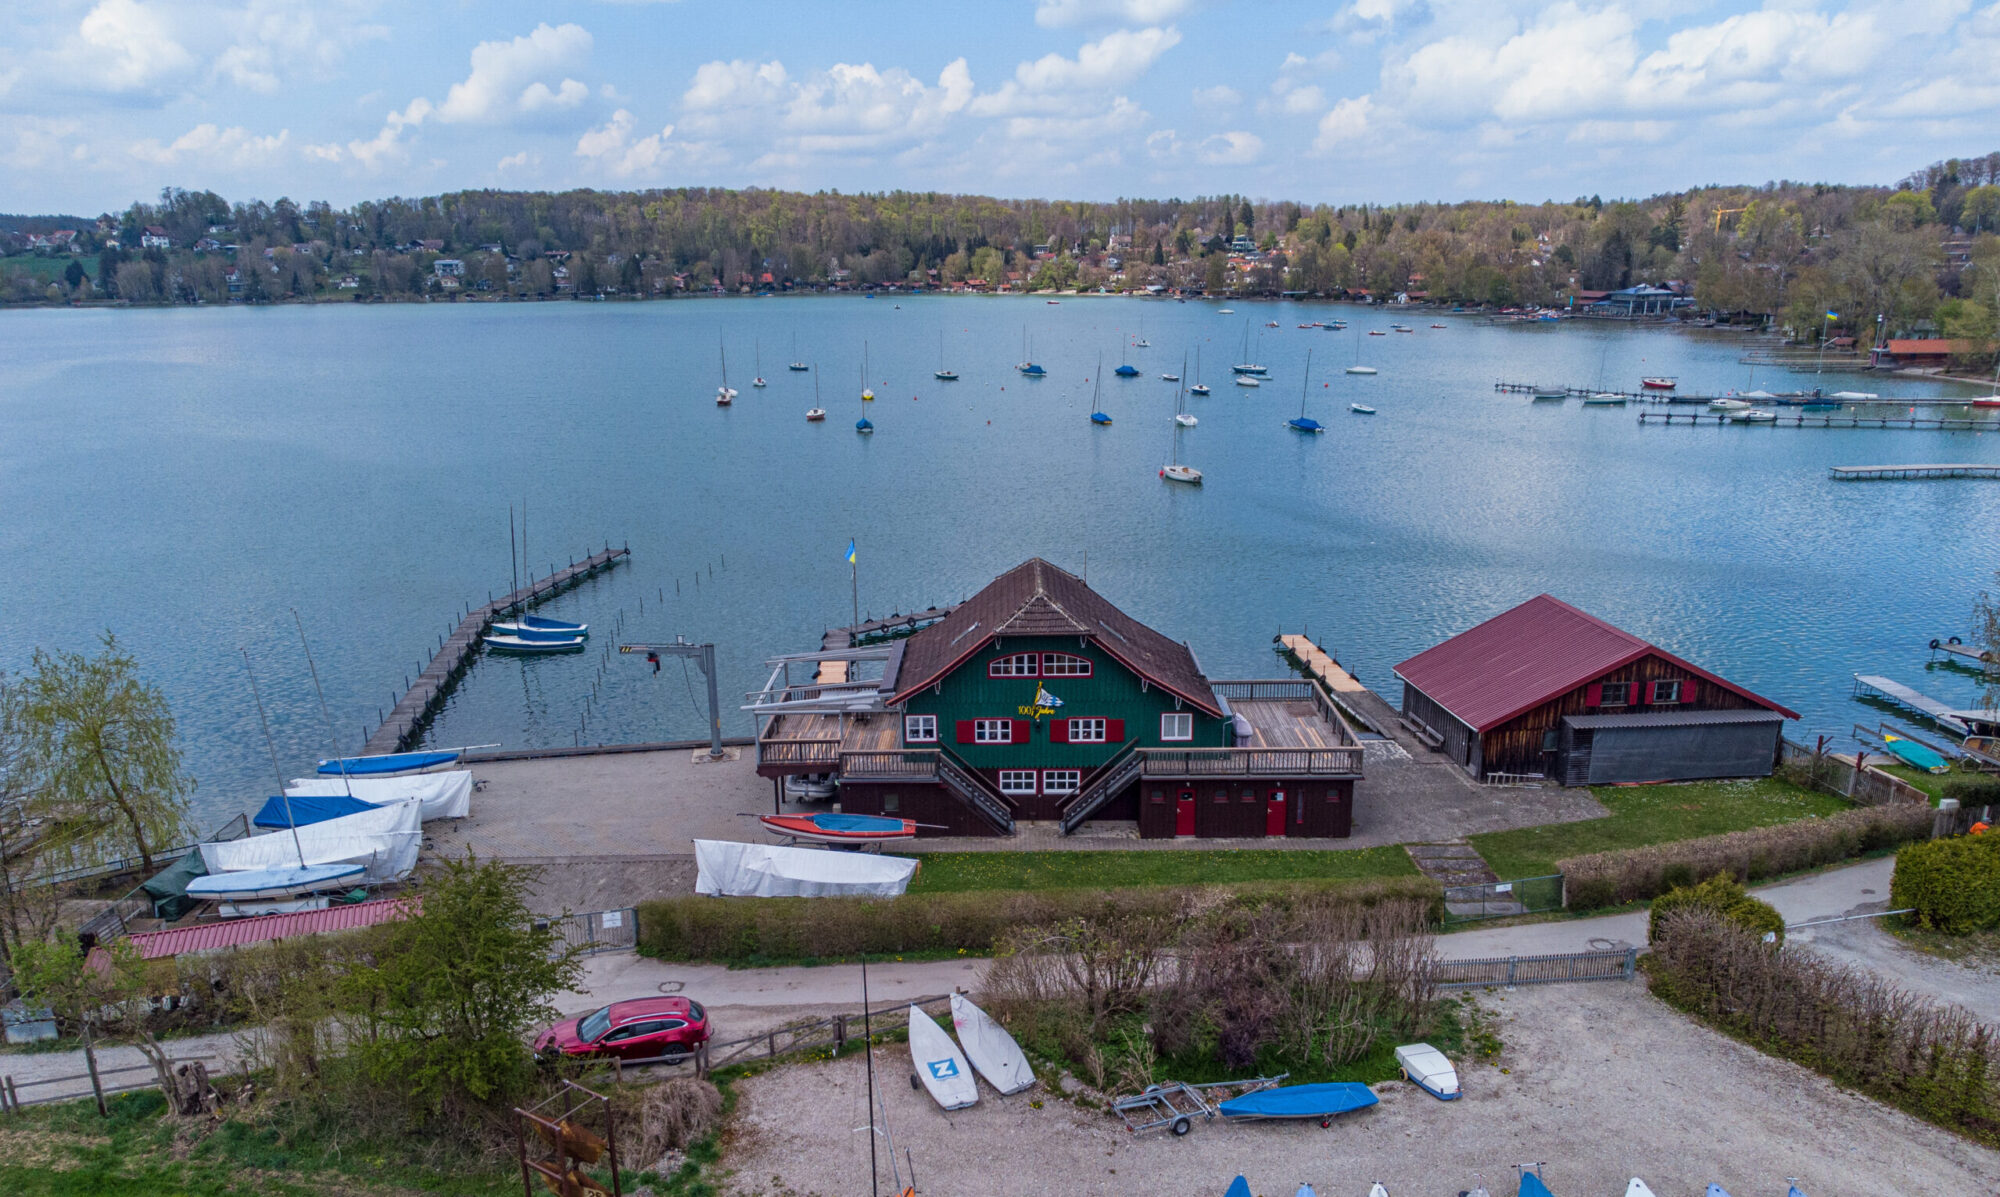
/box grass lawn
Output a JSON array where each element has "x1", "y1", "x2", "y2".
[
  {"x1": 1470, "y1": 777, "x2": 1852, "y2": 881},
  {"x1": 898, "y1": 845, "x2": 1418, "y2": 893}
]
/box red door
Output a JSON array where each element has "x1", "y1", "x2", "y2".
[
  {"x1": 1175, "y1": 790, "x2": 1196, "y2": 836},
  {"x1": 1265, "y1": 789, "x2": 1287, "y2": 837}
]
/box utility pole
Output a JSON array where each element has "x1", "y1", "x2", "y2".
[{"x1": 619, "y1": 639, "x2": 726, "y2": 758}]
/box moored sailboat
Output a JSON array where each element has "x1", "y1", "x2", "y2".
[
  {"x1": 1161, "y1": 354, "x2": 1201, "y2": 484},
  {"x1": 1288, "y1": 350, "x2": 1325, "y2": 433}
]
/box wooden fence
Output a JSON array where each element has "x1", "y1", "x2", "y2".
[
  {"x1": 1778, "y1": 739, "x2": 1932, "y2": 807},
  {"x1": 0, "y1": 1054, "x2": 214, "y2": 1113},
  {"x1": 693, "y1": 993, "x2": 953, "y2": 1077}
]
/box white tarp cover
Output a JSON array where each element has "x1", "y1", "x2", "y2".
[
  {"x1": 286, "y1": 769, "x2": 472, "y2": 821},
  {"x1": 201, "y1": 799, "x2": 422, "y2": 885},
  {"x1": 693, "y1": 839, "x2": 917, "y2": 898}
]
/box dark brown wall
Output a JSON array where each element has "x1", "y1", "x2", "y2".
[
  {"x1": 836, "y1": 782, "x2": 1000, "y2": 837},
  {"x1": 1403, "y1": 686, "x2": 1479, "y2": 773},
  {"x1": 1478, "y1": 654, "x2": 1772, "y2": 779},
  {"x1": 1136, "y1": 779, "x2": 1355, "y2": 839}
]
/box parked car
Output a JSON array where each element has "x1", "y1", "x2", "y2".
[
  {"x1": 535, "y1": 996, "x2": 710, "y2": 1063},
  {"x1": 783, "y1": 773, "x2": 837, "y2": 801}
]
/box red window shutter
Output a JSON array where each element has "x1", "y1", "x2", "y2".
[
  {"x1": 1012, "y1": 719, "x2": 1031, "y2": 744},
  {"x1": 1049, "y1": 719, "x2": 1069, "y2": 744},
  {"x1": 1681, "y1": 680, "x2": 1697, "y2": 704},
  {"x1": 955, "y1": 720, "x2": 974, "y2": 744},
  {"x1": 1585, "y1": 683, "x2": 1603, "y2": 706},
  {"x1": 1643, "y1": 681, "x2": 1658, "y2": 704},
  {"x1": 1106, "y1": 718, "x2": 1125, "y2": 742}
]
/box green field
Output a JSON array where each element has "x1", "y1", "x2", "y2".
[
  {"x1": 2, "y1": 254, "x2": 98, "y2": 282},
  {"x1": 1470, "y1": 777, "x2": 1852, "y2": 881},
  {"x1": 899, "y1": 844, "x2": 1419, "y2": 892}
]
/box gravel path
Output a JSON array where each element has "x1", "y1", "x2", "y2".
[{"x1": 717, "y1": 982, "x2": 2000, "y2": 1197}]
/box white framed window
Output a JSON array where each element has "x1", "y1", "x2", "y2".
[
  {"x1": 1041, "y1": 652, "x2": 1092, "y2": 677},
  {"x1": 988, "y1": 653, "x2": 1038, "y2": 677},
  {"x1": 974, "y1": 718, "x2": 1014, "y2": 744},
  {"x1": 1599, "y1": 682, "x2": 1631, "y2": 706},
  {"x1": 998, "y1": 770, "x2": 1038, "y2": 796},
  {"x1": 1160, "y1": 712, "x2": 1194, "y2": 741},
  {"x1": 904, "y1": 714, "x2": 937, "y2": 743},
  {"x1": 1068, "y1": 717, "x2": 1106, "y2": 743},
  {"x1": 1042, "y1": 769, "x2": 1080, "y2": 796},
  {"x1": 1652, "y1": 680, "x2": 1682, "y2": 704}
]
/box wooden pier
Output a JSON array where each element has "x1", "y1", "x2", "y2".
[
  {"x1": 1930, "y1": 637, "x2": 1996, "y2": 667},
  {"x1": 360, "y1": 543, "x2": 629, "y2": 755},
  {"x1": 1829, "y1": 463, "x2": 2000, "y2": 480},
  {"x1": 1640, "y1": 411, "x2": 1997, "y2": 431},
  {"x1": 1851, "y1": 674, "x2": 1970, "y2": 736},
  {"x1": 813, "y1": 606, "x2": 957, "y2": 684}
]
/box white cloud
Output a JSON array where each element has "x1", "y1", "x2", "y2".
[
  {"x1": 497, "y1": 150, "x2": 537, "y2": 171},
  {"x1": 1034, "y1": 0, "x2": 1194, "y2": 27},
  {"x1": 72, "y1": 0, "x2": 194, "y2": 92},
  {"x1": 437, "y1": 23, "x2": 594, "y2": 123},
  {"x1": 1191, "y1": 84, "x2": 1240, "y2": 108},
  {"x1": 1146, "y1": 128, "x2": 1181, "y2": 159},
  {"x1": 129, "y1": 123, "x2": 289, "y2": 165},
  {"x1": 1313, "y1": 95, "x2": 1373, "y2": 151},
  {"x1": 679, "y1": 56, "x2": 972, "y2": 155},
  {"x1": 971, "y1": 26, "x2": 1180, "y2": 117},
  {"x1": 683, "y1": 59, "x2": 791, "y2": 116},
  {"x1": 993, "y1": 94, "x2": 1148, "y2": 144},
  {"x1": 212, "y1": 0, "x2": 387, "y2": 94},
  {"x1": 340, "y1": 96, "x2": 432, "y2": 169},
  {"x1": 1196, "y1": 130, "x2": 1262, "y2": 164},
  {"x1": 575, "y1": 108, "x2": 678, "y2": 176}
]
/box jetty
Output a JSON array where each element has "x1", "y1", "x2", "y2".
[
  {"x1": 1639, "y1": 411, "x2": 1997, "y2": 431},
  {"x1": 361, "y1": 543, "x2": 629, "y2": 754},
  {"x1": 1275, "y1": 632, "x2": 1391, "y2": 734},
  {"x1": 1930, "y1": 637, "x2": 1996, "y2": 667},
  {"x1": 812, "y1": 606, "x2": 958, "y2": 685},
  {"x1": 1829, "y1": 463, "x2": 2000, "y2": 481},
  {"x1": 1851, "y1": 674, "x2": 1970, "y2": 736}
]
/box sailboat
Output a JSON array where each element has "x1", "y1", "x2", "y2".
[
  {"x1": 1345, "y1": 326, "x2": 1377, "y2": 375},
  {"x1": 1017, "y1": 327, "x2": 1045, "y2": 376},
  {"x1": 1089, "y1": 355, "x2": 1112, "y2": 425},
  {"x1": 934, "y1": 330, "x2": 958, "y2": 381},
  {"x1": 1115, "y1": 334, "x2": 1140, "y2": 377},
  {"x1": 751, "y1": 340, "x2": 767, "y2": 388},
  {"x1": 716, "y1": 341, "x2": 736, "y2": 405},
  {"x1": 1231, "y1": 322, "x2": 1268, "y2": 375},
  {"x1": 1288, "y1": 350, "x2": 1325, "y2": 432},
  {"x1": 788, "y1": 333, "x2": 808, "y2": 371},
  {"x1": 861, "y1": 342, "x2": 874, "y2": 401},
  {"x1": 806, "y1": 367, "x2": 825, "y2": 421},
  {"x1": 1134, "y1": 315, "x2": 1150, "y2": 348},
  {"x1": 1190, "y1": 347, "x2": 1211, "y2": 396},
  {"x1": 1161, "y1": 356, "x2": 1201, "y2": 484}
]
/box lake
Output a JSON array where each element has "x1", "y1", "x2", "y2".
[{"x1": 2, "y1": 296, "x2": 1996, "y2": 833}]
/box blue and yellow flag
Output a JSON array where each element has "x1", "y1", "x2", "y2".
[{"x1": 844, "y1": 539, "x2": 857, "y2": 565}]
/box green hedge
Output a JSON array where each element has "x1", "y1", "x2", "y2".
[
  {"x1": 1890, "y1": 833, "x2": 2000, "y2": 933},
  {"x1": 1647, "y1": 874, "x2": 1784, "y2": 945},
  {"x1": 1940, "y1": 774, "x2": 2000, "y2": 807},
  {"x1": 635, "y1": 876, "x2": 1442, "y2": 963},
  {"x1": 1559, "y1": 803, "x2": 1932, "y2": 910}
]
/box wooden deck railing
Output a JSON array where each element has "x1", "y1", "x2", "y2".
[
  {"x1": 757, "y1": 738, "x2": 842, "y2": 768},
  {"x1": 839, "y1": 749, "x2": 940, "y2": 779},
  {"x1": 1212, "y1": 678, "x2": 1360, "y2": 747},
  {"x1": 1138, "y1": 746, "x2": 1364, "y2": 777}
]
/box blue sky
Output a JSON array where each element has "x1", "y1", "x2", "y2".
[{"x1": 4, "y1": 0, "x2": 1997, "y2": 214}]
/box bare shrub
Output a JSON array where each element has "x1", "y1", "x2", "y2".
[{"x1": 625, "y1": 1077, "x2": 723, "y2": 1163}]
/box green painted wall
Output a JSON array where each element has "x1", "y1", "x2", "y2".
[{"x1": 902, "y1": 635, "x2": 1226, "y2": 770}]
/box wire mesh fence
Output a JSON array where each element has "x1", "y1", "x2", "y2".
[
  {"x1": 1440, "y1": 874, "x2": 1565, "y2": 924},
  {"x1": 1437, "y1": 948, "x2": 1638, "y2": 990}
]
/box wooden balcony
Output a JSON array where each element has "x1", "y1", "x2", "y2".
[
  {"x1": 1138, "y1": 746, "x2": 1363, "y2": 778},
  {"x1": 839, "y1": 749, "x2": 940, "y2": 780}
]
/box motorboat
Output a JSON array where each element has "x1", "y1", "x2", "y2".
[
  {"x1": 1235, "y1": 376, "x2": 1261, "y2": 387},
  {"x1": 1731, "y1": 408, "x2": 1777, "y2": 422},
  {"x1": 484, "y1": 632, "x2": 586, "y2": 652},
  {"x1": 1394, "y1": 1042, "x2": 1460, "y2": 1099},
  {"x1": 1189, "y1": 383, "x2": 1211, "y2": 395},
  {"x1": 1709, "y1": 397, "x2": 1752, "y2": 411},
  {"x1": 1160, "y1": 464, "x2": 1202, "y2": 484},
  {"x1": 317, "y1": 749, "x2": 461, "y2": 776},
  {"x1": 1829, "y1": 390, "x2": 1878, "y2": 400},
  {"x1": 186, "y1": 862, "x2": 366, "y2": 902},
  {"x1": 759, "y1": 811, "x2": 915, "y2": 844},
  {"x1": 1582, "y1": 393, "x2": 1627, "y2": 405},
  {"x1": 1641, "y1": 376, "x2": 1678, "y2": 389},
  {"x1": 1264, "y1": 320, "x2": 1280, "y2": 328},
  {"x1": 1175, "y1": 412, "x2": 1197, "y2": 426},
  {"x1": 1216, "y1": 1082, "x2": 1378, "y2": 1125},
  {"x1": 782, "y1": 773, "x2": 837, "y2": 800},
  {"x1": 1217, "y1": 308, "x2": 1235, "y2": 314},
  {"x1": 1160, "y1": 373, "x2": 1180, "y2": 381},
  {"x1": 1350, "y1": 403, "x2": 1376, "y2": 414},
  {"x1": 1431, "y1": 323, "x2": 1447, "y2": 328},
  {"x1": 1346, "y1": 366, "x2": 1378, "y2": 375},
  {"x1": 1368, "y1": 330, "x2": 1387, "y2": 336},
  {"x1": 1532, "y1": 389, "x2": 1566, "y2": 400}
]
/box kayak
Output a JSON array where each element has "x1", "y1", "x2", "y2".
[
  {"x1": 316, "y1": 750, "x2": 459, "y2": 776},
  {"x1": 758, "y1": 812, "x2": 917, "y2": 845},
  {"x1": 1216, "y1": 1081, "x2": 1378, "y2": 1124},
  {"x1": 1881, "y1": 733, "x2": 1950, "y2": 774}
]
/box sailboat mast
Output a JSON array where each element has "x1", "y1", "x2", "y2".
[
  {"x1": 1301, "y1": 349, "x2": 1313, "y2": 418},
  {"x1": 861, "y1": 955, "x2": 879, "y2": 1196},
  {"x1": 243, "y1": 649, "x2": 309, "y2": 868},
  {"x1": 290, "y1": 609, "x2": 354, "y2": 798}
]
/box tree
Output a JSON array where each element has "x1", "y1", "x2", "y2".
[
  {"x1": 12, "y1": 937, "x2": 173, "y2": 1115},
  {"x1": 344, "y1": 855, "x2": 581, "y2": 1115},
  {"x1": 1976, "y1": 571, "x2": 2000, "y2": 715},
  {"x1": 0, "y1": 674, "x2": 61, "y2": 964},
  {"x1": 1238, "y1": 200, "x2": 1255, "y2": 240},
  {"x1": 17, "y1": 634, "x2": 194, "y2": 873}
]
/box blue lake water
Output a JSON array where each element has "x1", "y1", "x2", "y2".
[{"x1": 3, "y1": 297, "x2": 1996, "y2": 832}]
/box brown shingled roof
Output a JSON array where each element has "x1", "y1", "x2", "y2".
[{"x1": 889, "y1": 559, "x2": 1221, "y2": 716}]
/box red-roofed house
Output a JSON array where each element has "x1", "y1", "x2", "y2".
[
  {"x1": 1393, "y1": 595, "x2": 1796, "y2": 785},
  {"x1": 1872, "y1": 339, "x2": 1979, "y2": 369},
  {"x1": 124, "y1": 898, "x2": 415, "y2": 960}
]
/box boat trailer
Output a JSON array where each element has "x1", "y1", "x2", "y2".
[{"x1": 1111, "y1": 1075, "x2": 1285, "y2": 1137}]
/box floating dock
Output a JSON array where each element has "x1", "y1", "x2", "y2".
[
  {"x1": 1274, "y1": 633, "x2": 1392, "y2": 735},
  {"x1": 1930, "y1": 637, "x2": 1996, "y2": 666},
  {"x1": 1640, "y1": 412, "x2": 1997, "y2": 431},
  {"x1": 1829, "y1": 463, "x2": 2000, "y2": 481},
  {"x1": 361, "y1": 543, "x2": 629, "y2": 754},
  {"x1": 1851, "y1": 674, "x2": 1970, "y2": 736}
]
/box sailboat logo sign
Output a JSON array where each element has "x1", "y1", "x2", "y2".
[{"x1": 1018, "y1": 686, "x2": 1064, "y2": 720}]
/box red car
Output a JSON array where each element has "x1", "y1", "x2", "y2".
[{"x1": 535, "y1": 997, "x2": 710, "y2": 1063}]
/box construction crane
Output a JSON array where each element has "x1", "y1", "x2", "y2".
[
  {"x1": 1711, "y1": 206, "x2": 1749, "y2": 233},
  {"x1": 619, "y1": 638, "x2": 725, "y2": 758}
]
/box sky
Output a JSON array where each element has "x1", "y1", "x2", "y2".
[{"x1": 3, "y1": 0, "x2": 1998, "y2": 215}]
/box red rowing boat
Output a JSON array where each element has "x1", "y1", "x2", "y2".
[{"x1": 758, "y1": 812, "x2": 918, "y2": 845}]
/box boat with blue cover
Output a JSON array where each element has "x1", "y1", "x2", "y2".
[
  {"x1": 1223, "y1": 1178, "x2": 1252, "y2": 1197},
  {"x1": 1518, "y1": 1168, "x2": 1555, "y2": 1197},
  {"x1": 1881, "y1": 732, "x2": 1950, "y2": 774},
  {"x1": 1288, "y1": 349, "x2": 1325, "y2": 433},
  {"x1": 316, "y1": 749, "x2": 460, "y2": 776},
  {"x1": 253, "y1": 792, "x2": 377, "y2": 829},
  {"x1": 1216, "y1": 1081, "x2": 1378, "y2": 1125},
  {"x1": 484, "y1": 632, "x2": 586, "y2": 653},
  {"x1": 758, "y1": 811, "x2": 917, "y2": 845},
  {"x1": 186, "y1": 861, "x2": 365, "y2": 901},
  {"x1": 490, "y1": 622, "x2": 588, "y2": 642},
  {"x1": 513, "y1": 614, "x2": 588, "y2": 635}
]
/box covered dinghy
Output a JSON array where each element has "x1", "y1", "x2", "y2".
[
  {"x1": 253, "y1": 792, "x2": 376, "y2": 830},
  {"x1": 694, "y1": 839, "x2": 918, "y2": 898},
  {"x1": 286, "y1": 770, "x2": 472, "y2": 821},
  {"x1": 201, "y1": 799, "x2": 421, "y2": 886}
]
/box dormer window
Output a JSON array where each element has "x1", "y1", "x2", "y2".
[
  {"x1": 1041, "y1": 653, "x2": 1092, "y2": 677},
  {"x1": 988, "y1": 653, "x2": 1038, "y2": 677}
]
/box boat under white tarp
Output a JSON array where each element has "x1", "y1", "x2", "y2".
[
  {"x1": 201, "y1": 799, "x2": 422, "y2": 885},
  {"x1": 693, "y1": 839, "x2": 917, "y2": 898},
  {"x1": 285, "y1": 769, "x2": 472, "y2": 821}
]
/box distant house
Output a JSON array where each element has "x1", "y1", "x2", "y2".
[
  {"x1": 1595, "y1": 285, "x2": 1693, "y2": 316},
  {"x1": 338, "y1": 275, "x2": 360, "y2": 289},
  {"x1": 1873, "y1": 338, "x2": 1979, "y2": 369},
  {"x1": 193, "y1": 237, "x2": 223, "y2": 252},
  {"x1": 418, "y1": 239, "x2": 445, "y2": 253},
  {"x1": 141, "y1": 226, "x2": 171, "y2": 249},
  {"x1": 433, "y1": 258, "x2": 464, "y2": 278},
  {"x1": 1394, "y1": 595, "x2": 1797, "y2": 785}
]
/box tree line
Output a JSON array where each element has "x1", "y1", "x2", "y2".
[{"x1": 3, "y1": 151, "x2": 1996, "y2": 354}]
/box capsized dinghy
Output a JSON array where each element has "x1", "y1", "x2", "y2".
[
  {"x1": 1394, "y1": 1042, "x2": 1460, "y2": 1099},
  {"x1": 316, "y1": 750, "x2": 460, "y2": 776},
  {"x1": 757, "y1": 811, "x2": 916, "y2": 845},
  {"x1": 186, "y1": 862, "x2": 365, "y2": 901},
  {"x1": 1216, "y1": 1081, "x2": 1378, "y2": 1125},
  {"x1": 909, "y1": 1005, "x2": 978, "y2": 1110},
  {"x1": 1881, "y1": 732, "x2": 1950, "y2": 774},
  {"x1": 949, "y1": 994, "x2": 1035, "y2": 1094}
]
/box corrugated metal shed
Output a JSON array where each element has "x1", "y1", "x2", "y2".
[
  {"x1": 1393, "y1": 595, "x2": 1798, "y2": 732},
  {"x1": 1563, "y1": 710, "x2": 1783, "y2": 730},
  {"x1": 126, "y1": 897, "x2": 414, "y2": 960}
]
